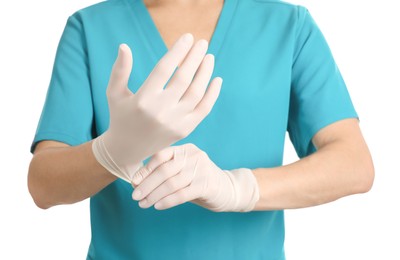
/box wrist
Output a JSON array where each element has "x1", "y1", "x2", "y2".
[
  {"x1": 199, "y1": 168, "x2": 260, "y2": 213},
  {"x1": 200, "y1": 170, "x2": 234, "y2": 212},
  {"x1": 92, "y1": 134, "x2": 143, "y2": 183},
  {"x1": 219, "y1": 168, "x2": 260, "y2": 212}
]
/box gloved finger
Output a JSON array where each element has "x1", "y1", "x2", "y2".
[
  {"x1": 106, "y1": 44, "x2": 134, "y2": 101},
  {"x1": 178, "y1": 54, "x2": 214, "y2": 111},
  {"x1": 132, "y1": 147, "x2": 186, "y2": 201},
  {"x1": 138, "y1": 161, "x2": 195, "y2": 208},
  {"x1": 153, "y1": 185, "x2": 198, "y2": 210},
  {"x1": 151, "y1": 159, "x2": 200, "y2": 210},
  {"x1": 164, "y1": 39, "x2": 209, "y2": 102},
  {"x1": 126, "y1": 161, "x2": 144, "y2": 184},
  {"x1": 139, "y1": 33, "x2": 194, "y2": 95},
  {"x1": 131, "y1": 145, "x2": 176, "y2": 186},
  {"x1": 187, "y1": 77, "x2": 222, "y2": 127}
]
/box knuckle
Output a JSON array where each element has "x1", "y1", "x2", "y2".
[
  {"x1": 175, "y1": 128, "x2": 188, "y2": 139},
  {"x1": 176, "y1": 129, "x2": 188, "y2": 139},
  {"x1": 198, "y1": 104, "x2": 212, "y2": 117},
  {"x1": 152, "y1": 153, "x2": 166, "y2": 165},
  {"x1": 185, "y1": 143, "x2": 197, "y2": 150},
  {"x1": 135, "y1": 99, "x2": 147, "y2": 111},
  {"x1": 166, "y1": 180, "x2": 178, "y2": 191},
  {"x1": 174, "y1": 72, "x2": 191, "y2": 87},
  {"x1": 154, "y1": 113, "x2": 168, "y2": 126},
  {"x1": 160, "y1": 165, "x2": 171, "y2": 178},
  {"x1": 169, "y1": 125, "x2": 187, "y2": 140},
  {"x1": 155, "y1": 60, "x2": 171, "y2": 78},
  {"x1": 198, "y1": 150, "x2": 208, "y2": 160},
  {"x1": 186, "y1": 88, "x2": 203, "y2": 101},
  {"x1": 183, "y1": 171, "x2": 194, "y2": 184},
  {"x1": 176, "y1": 192, "x2": 187, "y2": 202}
]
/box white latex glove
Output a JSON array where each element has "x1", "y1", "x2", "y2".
[
  {"x1": 92, "y1": 33, "x2": 223, "y2": 182},
  {"x1": 131, "y1": 143, "x2": 260, "y2": 212}
]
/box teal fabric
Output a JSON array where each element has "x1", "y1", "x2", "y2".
[{"x1": 31, "y1": 0, "x2": 358, "y2": 259}]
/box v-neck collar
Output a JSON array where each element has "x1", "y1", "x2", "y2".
[{"x1": 126, "y1": 0, "x2": 238, "y2": 60}]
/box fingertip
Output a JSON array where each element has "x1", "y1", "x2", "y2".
[
  {"x1": 206, "y1": 53, "x2": 215, "y2": 62},
  {"x1": 216, "y1": 76, "x2": 223, "y2": 86},
  {"x1": 155, "y1": 201, "x2": 170, "y2": 211},
  {"x1": 207, "y1": 77, "x2": 222, "y2": 99},
  {"x1": 107, "y1": 43, "x2": 134, "y2": 93},
  {"x1": 131, "y1": 173, "x2": 143, "y2": 186},
  {"x1": 131, "y1": 179, "x2": 139, "y2": 187},
  {"x1": 116, "y1": 43, "x2": 133, "y2": 65},
  {"x1": 182, "y1": 33, "x2": 194, "y2": 43},
  {"x1": 175, "y1": 145, "x2": 187, "y2": 165},
  {"x1": 118, "y1": 43, "x2": 132, "y2": 60},
  {"x1": 154, "y1": 202, "x2": 162, "y2": 210},
  {"x1": 192, "y1": 76, "x2": 223, "y2": 119},
  {"x1": 119, "y1": 43, "x2": 130, "y2": 53}
]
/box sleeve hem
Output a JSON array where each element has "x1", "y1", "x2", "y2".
[
  {"x1": 30, "y1": 131, "x2": 88, "y2": 154},
  {"x1": 301, "y1": 113, "x2": 359, "y2": 158}
]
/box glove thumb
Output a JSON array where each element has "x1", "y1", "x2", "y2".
[{"x1": 107, "y1": 43, "x2": 133, "y2": 101}]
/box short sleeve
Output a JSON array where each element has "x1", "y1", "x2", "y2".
[
  {"x1": 30, "y1": 14, "x2": 94, "y2": 153},
  {"x1": 287, "y1": 7, "x2": 358, "y2": 158}
]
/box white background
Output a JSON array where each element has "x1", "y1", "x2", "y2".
[{"x1": 1, "y1": 0, "x2": 399, "y2": 259}]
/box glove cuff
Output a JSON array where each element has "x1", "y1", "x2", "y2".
[
  {"x1": 222, "y1": 168, "x2": 260, "y2": 212},
  {"x1": 92, "y1": 134, "x2": 143, "y2": 183}
]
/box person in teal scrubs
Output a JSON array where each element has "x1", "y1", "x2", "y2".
[{"x1": 28, "y1": 0, "x2": 374, "y2": 259}]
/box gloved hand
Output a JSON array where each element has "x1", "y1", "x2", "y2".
[
  {"x1": 131, "y1": 143, "x2": 260, "y2": 212},
  {"x1": 92, "y1": 33, "x2": 223, "y2": 183}
]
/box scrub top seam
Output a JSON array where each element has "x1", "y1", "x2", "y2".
[
  {"x1": 122, "y1": 0, "x2": 239, "y2": 60},
  {"x1": 122, "y1": 0, "x2": 161, "y2": 62},
  {"x1": 210, "y1": 0, "x2": 239, "y2": 58}
]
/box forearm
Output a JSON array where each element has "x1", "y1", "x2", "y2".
[
  {"x1": 28, "y1": 141, "x2": 117, "y2": 209},
  {"x1": 252, "y1": 138, "x2": 374, "y2": 211}
]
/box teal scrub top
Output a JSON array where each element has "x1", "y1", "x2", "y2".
[{"x1": 31, "y1": 0, "x2": 358, "y2": 259}]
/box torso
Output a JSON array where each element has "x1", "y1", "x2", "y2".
[{"x1": 143, "y1": 0, "x2": 224, "y2": 49}]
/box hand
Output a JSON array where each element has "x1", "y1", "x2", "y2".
[
  {"x1": 131, "y1": 143, "x2": 260, "y2": 212},
  {"x1": 92, "y1": 33, "x2": 223, "y2": 182}
]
